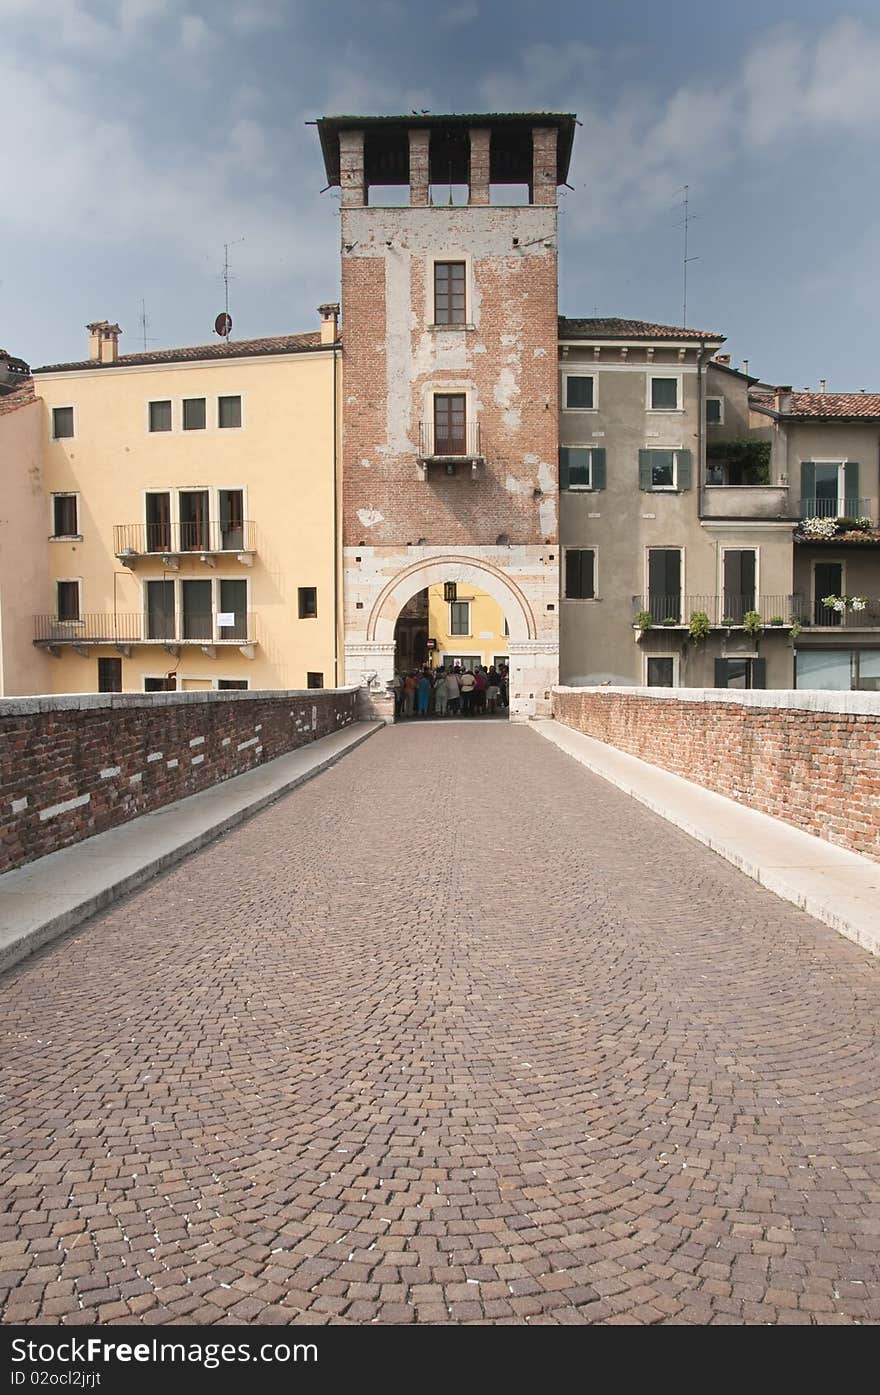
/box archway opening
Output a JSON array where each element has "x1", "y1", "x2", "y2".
[{"x1": 392, "y1": 581, "x2": 511, "y2": 721}]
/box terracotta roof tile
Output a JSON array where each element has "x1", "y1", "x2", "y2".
[
  {"x1": 33, "y1": 331, "x2": 324, "y2": 374},
  {"x1": 0, "y1": 381, "x2": 36, "y2": 415},
  {"x1": 559, "y1": 316, "x2": 723, "y2": 341},
  {"x1": 787, "y1": 392, "x2": 880, "y2": 418}
]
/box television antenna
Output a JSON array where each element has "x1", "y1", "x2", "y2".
[
  {"x1": 217, "y1": 238, "x2": 244, "y2": 341},
  {"x1": 137, "y1": 298, "x2": 157, "y2": 353},
  {"x1": 675, "y1": 185, "x2": 700, "y2": 327}
]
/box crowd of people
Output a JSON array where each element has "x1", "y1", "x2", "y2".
[{"x1": 392, "y1": 663, "x2": 510, "y2": 719}]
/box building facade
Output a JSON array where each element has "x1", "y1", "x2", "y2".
[{"x1": 23, "y1": 318, "x2": 341, "y2": 695}]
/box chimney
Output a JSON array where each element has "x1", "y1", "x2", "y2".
[
  {"x1": 743, "y1": 359, "x2": 749, "y2": 376},
  {"x1": 714, "y1": 353, "x2": 731, "y2": 366},
  {"x1": 318, "y1": 302, "x2": 340, "y2": 345},
  {"x1": 819, "y1": 378, "x2": 827, "y2": 394},
  {"x1": 775, "y1": 384, "x2": 792, "y2": 414},
  {"x1": 86, "y1": 320, "x2": 121, "y2": 364}
]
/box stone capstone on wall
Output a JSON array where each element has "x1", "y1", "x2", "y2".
[
  {"x1": 0, "y1": 687, "x2": 359, "y2": 874},
  {"x1": 552, "y1": 685, "x2": 880, "y2": 862}
]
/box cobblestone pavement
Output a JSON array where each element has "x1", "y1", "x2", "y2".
[{"x1": 2, "y1": 722, "x2": 880, "y2": 1326}]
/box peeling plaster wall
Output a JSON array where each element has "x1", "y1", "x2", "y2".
[{"x1": 339, "y1": 194, "x2": 561, "y2": 717}]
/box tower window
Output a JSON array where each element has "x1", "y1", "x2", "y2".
[{"x1": 434, "y1": 262, "x2": 466, "y2": 325}]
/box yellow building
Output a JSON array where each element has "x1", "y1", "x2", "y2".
[
  {"x1": 427, "y1": 583, "x2": 509, "y2": 671},
  {"x1": 28, "y1": 312, "x2": 341, "y2": 694}
]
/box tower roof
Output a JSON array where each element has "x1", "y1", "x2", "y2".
[{"x1": 316, "y1": 112, "x2": 576, "y2": 188}]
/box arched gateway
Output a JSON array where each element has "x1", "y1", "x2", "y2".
[{"x1": 344, "y1": 546, "x2": 558, "y2": 721}]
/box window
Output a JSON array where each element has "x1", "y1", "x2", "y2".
[
  {"x1": 149, "y1": 400, "x2": 172, "y2": 433},
  {"x1": 145, "y1": 580, "x2": 175, "y2": 640},
  {"x1": 564, "y1": 549, "x2": 596, "y2": 600},
  {"x1": 144, "y1": 676, "x2": 177, "y2": 692},
  {"x1": 714, "y1": 657, "x2": 766, "y2": 689},
  {"x1": 649, "y1": 376, "x2": 680, "y2": 410},
  {"x1": 307, "y1": 672, "x2": 324, "y2": 689},
  {"x1": 706, "y1": 397, "x2": 723, "y2": 426},
  {"x1": 722, "y1": 550, "x2": 757, "y2": 624},
  {"x1": 182, "y1": 397, "x2": 206, "y2": 431},
  {"x1": 97, "y1": 658, "x2": 122, "y2": 693},
  {"x1": 559, "y1": 446, "x2": 605, "y2": 491},
  {"x1": 52, "y1": 406, "x2": 74, "y2": 439},
  {"x1": 434, "y1": 393, "x2": 467, "y2": 454},
  {"x1": 217, "y1": 679, "x2": 248, "y2": 690},
  {"x1": 182, "y1": 579, "x2": 212, "y2": 640},
  {"x1": 646, "y1": 656, "x2": 675, "y2": 687},
  {"x1": 219, "y1": 579, "x2": 247, "y2": 640},
  {"x1": 298, "y1": 586, "x2": 318, "y2": 619},
  {"x1": 639, "y1": 448, "x2": 691, "y2": 492},
  {"x1": 218, "y1": 395, "x2": 242, "y2": 429},
  {"x1": 219, "y1": 489, "x2": 244, "y2": 550},
  {"x1": 145, "y1": 492, "x2": 172, "y2": 552},
  {"x1": 51, "y1": 493, "x2": 79, "y2": 538},
  {"x1": 179, "y1": 490, "x2": 210, "y2": 550},
  {"x1": 563, "y1": 375, "x2": 595, "y2": 411},
  {"x1": 449, "y1": 600, "x2": 470, "y2": 636},
  {"x1": 800, "y1": 461, "x2": 860, "y2": 518},
  {"x1": 647, "y1": 549, "x2": 682, "y2": 622},
  {"x1": 814, "y1": 561, "x2": 844, "y2": 626},
  {"x1": 56, "y1": 580, "x2": 81, "y2": 623},
  {"x1": 434, "y1": 262, "x2": 466, "y2": 325}
]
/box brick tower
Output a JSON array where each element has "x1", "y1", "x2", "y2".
[{"x1": 316, "y1": 113, "x2": 576, "y2": 717}]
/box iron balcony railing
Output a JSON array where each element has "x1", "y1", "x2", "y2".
[
  {"x1": 113, "y1": 519, "x2": 255, "y2": 557},
  {"x1": 799, "y1": 496, "x2": 874, "y2": 522},
  {"x1": 800, "y1": 598, "x2": 880, "y2": 629},
  {"x1": 35, "y1": 612, "x2": 256, "y2": 645},
  {"x1": 34, "y1": 613, "x2": 143, "y2": 644},
  {"x1": 632, "y1": 595, "x2": 801, "y2": 627},
  {"x1": 418, "y1": 421, "x2": 482, "y2": 460}
]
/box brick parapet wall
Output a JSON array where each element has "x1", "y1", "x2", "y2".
[
  {"x1": 0, "y1": 687, "x2": 360, "y2": 874},
  {"x1": 552, "y1": 686, "x2": 880, "y2": 862}
]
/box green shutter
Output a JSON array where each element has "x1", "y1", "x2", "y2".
[
  {"x1": 639, "y1": 450, "x2": 653, "y2": 491},
  {"x1": 844, "y1": 461, "x2": 860, "y2": 513},
  {"x1": 592, "y1": 448, "x2": 606, "y2": 491},
  {"x1": 714, "y1": 658, "x2": 728, "y2": 688},
  {"x1": 677, "y1": 449, "x2": 692, "y2": 491},
  {"x1": 751, "y1": 658, "x2": 767, "y2": 690},
  {"x1": 800, "y1": 461, "x2": 815, "y2": 516},
  {"x1": 559, "y1": 447, "x2": 570, "y2": 491}
]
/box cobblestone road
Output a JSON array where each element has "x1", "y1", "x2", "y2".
[{"x1": 2, "y1": 723, "x2": 880, "y2": 1326}]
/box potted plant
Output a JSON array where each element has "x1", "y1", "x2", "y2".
[
  {"x1": 743, "y1": 610, "x2": 763, "y2": 638},
  {"x1": 635, "y1": 610, "x2": 653, "y2": 635},
  {"x1": 768, "y1": 615, "x2": 785, "y2": 626},
  {"x1": 688, "y1": 610, "x2": 711, "y2": 642}
]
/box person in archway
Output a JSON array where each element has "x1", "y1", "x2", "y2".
[
  {"x1": 433, "y1": 666, "x2": 448, "y2": 718},
  {"x1": 459, "y1": 668, "x2": 475, "y2": 715},
  {"x1": 402, "y1": 671, "x2": 417, "y2": 717},
  {"x1": 416, "y1": 669, "x2": 431, "y2": 718},
  {"x1": 472, "y1": 666, "x2": 487, "y2": 715},
  {"x1": 445, "y1": 666, "x2": 460, "y2": 716},
  {"x1": 486, "y1": 667, "x2": 501, "y2": 715}
]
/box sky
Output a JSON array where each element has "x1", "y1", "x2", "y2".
[{"x1": 3, "y1": 0, "x2": 879, "y2": 388}]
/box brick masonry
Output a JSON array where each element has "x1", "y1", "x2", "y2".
[
  {"x1": 552, "y1": 686, "x2": 880, "y2": 862},
  {"x1": 0, "y1": 687, "x2": 360, "y2": 874}
]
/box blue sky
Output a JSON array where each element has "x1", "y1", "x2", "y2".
[{"x1": 4, "y1": 0, "x2": 879, "y2": 388}]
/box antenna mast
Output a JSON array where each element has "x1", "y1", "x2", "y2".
[
  {"x1": 138, "y1": 298, "x2": 155, "y2": 353},
  {"x1": 221, "y1": 239, "x2": 244, "y2": 342},
  {"x1": 678, "y1": 185, "x2": 700, "y2": 327}
]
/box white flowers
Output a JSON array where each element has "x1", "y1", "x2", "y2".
[
  {"x1": 801, "y1": 516, "x2": 838, "y2": 539},
  {"x1": 822, "y1": 594, "x2": 871, "y2": 614}
]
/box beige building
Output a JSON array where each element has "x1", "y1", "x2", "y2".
[
  {"x1": 25, "y1": 314, "x2": 341, "y2": 694},
  {"x1": 0, "y1": 372, "x2": 52, "y2": 696}
]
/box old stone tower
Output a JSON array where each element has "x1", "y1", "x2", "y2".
[{"x1": 316, "y1": 113, "x2": 576, "y2": 717}]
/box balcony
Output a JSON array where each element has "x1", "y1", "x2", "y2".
[
  {"x1": 798, "y1": 598, "x2": 880, "y2": 630},
  {"x1": 701, "y1": 485, "x2": 792, "y2": 521},
  {"x1": 113, "y1": 519, "x2": 255, "y2": 566},
  {"x1": 800, "y1": 496, "x2": 875, "y2": 522},
  {"x1": 632, "y1": 595, "x2": 800, "y2": 629},
  {"x1": 418, "y1": 421, "x2": 483, "y2": 467},
  {"x1": 34, "y1": 612, "x2": 257, "y2": 657}
]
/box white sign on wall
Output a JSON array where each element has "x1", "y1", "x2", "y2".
[{"x1": 217, "y1": 612, "x2": 235, "y2": 628}]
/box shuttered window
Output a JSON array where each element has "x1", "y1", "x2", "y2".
[
  {"x1": 559, "y1": 447, "x2": 605, "y2": 491},
  {"x1": 52, "y1": 494, "x2": 78, "y2": 537},
  {"x1": 564, "y1": 549, "x2": 596, "y2": 599}
]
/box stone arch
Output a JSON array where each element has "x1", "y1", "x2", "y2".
[{"x1": 366, "y1": 554, "x2": 538, "y2": 643}]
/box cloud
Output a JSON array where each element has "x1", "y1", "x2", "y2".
[{"x1": 439, "y1": 2, "x2": 479, "y2": 28}]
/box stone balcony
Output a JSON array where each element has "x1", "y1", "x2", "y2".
[{"x1": 701, "y1": 485, "x2": 792, "y2": 521}]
